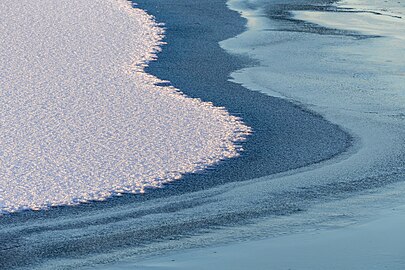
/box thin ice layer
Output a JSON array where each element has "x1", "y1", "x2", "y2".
[{"x1": 0, "y1": 0, "x2": 250, "y2": 213}]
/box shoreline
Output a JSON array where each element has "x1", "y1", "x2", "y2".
[
  {"x1": 131, "y1": 0, "x2": 351, "y2": 195},
  {"x1": 100, "y1": 0, "x2": 405, "y2": 268},
  {"x1": 0, "y1": 0, "x2": 350, "y2": 217},
  {"x1": 3, "y1": 0, "x2": 401, "y2": 268},
  {"x1": 0, "y1": 1, "x2": 351, "y2": 218}
]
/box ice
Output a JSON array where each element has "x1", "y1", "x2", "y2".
[
  {"x1": 221, "y1": 0, "x2": 405, "y2": 234},
  {"x1": 293, "y1": 0, "x2": 405, "y2": 41},
  {"x1": 0, "y1": 0, "x2": 250, "y2": 213}
]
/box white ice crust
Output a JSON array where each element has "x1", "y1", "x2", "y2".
[{"x1": 0, "y1": 0, "x2": 250, "y2": 213}]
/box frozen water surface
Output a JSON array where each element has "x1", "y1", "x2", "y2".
[{"x1": 0, "y1": 0, "x2": 250, "y2": 213}]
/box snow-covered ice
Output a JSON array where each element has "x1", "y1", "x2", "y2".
[{"x1": 0, "y1": 0, "x2": 250, "y2": 213}]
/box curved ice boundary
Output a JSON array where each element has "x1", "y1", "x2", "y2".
[{"x1": 0, "y1": 0, "x2": 250, "y2": 213}]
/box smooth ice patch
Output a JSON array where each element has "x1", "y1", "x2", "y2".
[
  {"x1": 292, "y1": 0, "x2": 405, "y2": 41},
  {"x1": 0, "y1": 0, "x2": 250, "y2": 213}
]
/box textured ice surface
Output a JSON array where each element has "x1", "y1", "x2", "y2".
[
  {"x1": 293, "y1": 0, "x2": 405, "y2": 41},
  {"x1": 0, "y1": 0, "x2": 250, "y2": 213}
]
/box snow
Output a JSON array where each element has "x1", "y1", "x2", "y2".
[{"x1": 0, "y1": 0, "x2": 250, "y2": 213}]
